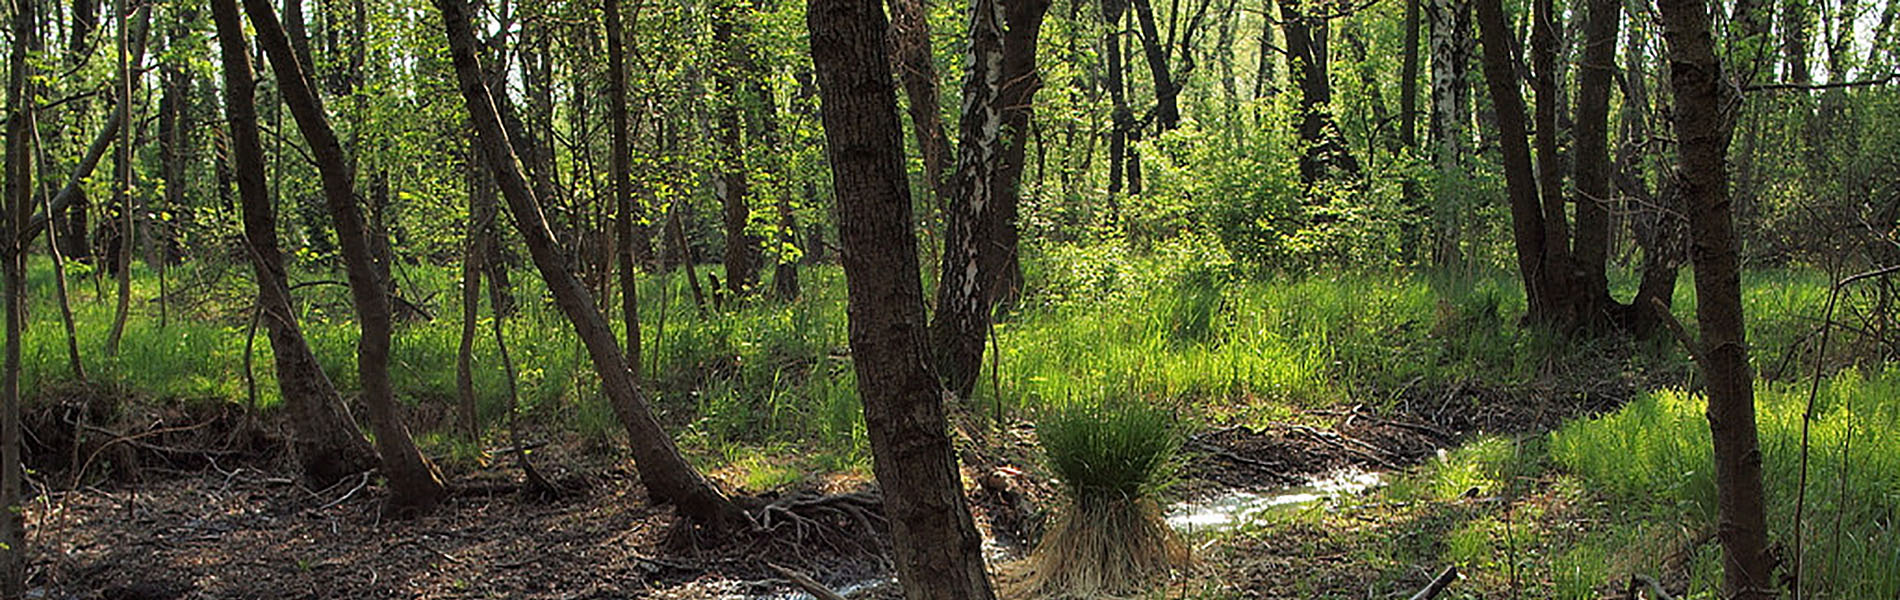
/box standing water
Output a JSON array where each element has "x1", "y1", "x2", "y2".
[{"x1": 1166, "y1": 469, "x2": 1384, "y2": 531}]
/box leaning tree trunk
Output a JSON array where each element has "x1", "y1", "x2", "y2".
[
  {"x1": 806, "y1": 0, "x2": 999, "y2": 596},
  {"x1": 3, "y1": 0, "x2": 40, "y2": 592},
  {"x1": 1656, "y1": 0, "x2": 1775, "y2": 595},
  {"x1": 1128, "y1": 0, "x2": 1180, "y2": 131},
  {"x1": 1529, "y1": 0, "x2": 1578, "y2": 325},
  {"x1": 243, "y1": 0, "x2": 449, "y2": 514},
  {"x1": 434, "y1": 0, "x2": 746, "y2": 528},
  {"x1": 212, "y1": 0, "x2": 379, "y2": 487},
  {"x1": 929, "y1": 0, "x2": 1050, "y2": 400}
]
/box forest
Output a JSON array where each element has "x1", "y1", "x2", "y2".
[{"x1": 0, "y1": 0, "x2": 1897, "y2": 596}]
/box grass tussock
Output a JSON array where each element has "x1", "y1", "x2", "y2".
[{"x1": 1018, "y1": 398, "x2": 1188, "y2": 597}]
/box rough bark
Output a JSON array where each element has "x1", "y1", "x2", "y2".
[
  {"x1": 244, "y1": 0, "x2": 449, "y2": 514},
  {"x1": 805, "y1": 0, "x2": 998, "y2": 596},
  {"x1": 1426, "y1": 0, "x2": 1468, "y2": 263},
  {"x1": 213, "y1": 0, "x2": 380, "y2": 486},
  {"x1": 1657, "y1": 0, "x2": 1775, "y2": 594},
  {"x1": 435, "y1": 0, "x2": 746, "y2": 528},
  {"x1": 929, "y1": 0, "x2": 1049, "y2": 399},
  {"x1": 1104, "y1": 0, "x2": 1130, "y2": 202}
]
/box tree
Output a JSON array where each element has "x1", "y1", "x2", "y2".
[
  {"x1": 242, "y1": 0, "x2": 450, "y2": 514},
  {"x1": 888, "y1": 0, "x2": 956, "y2": 206},
  {"x1": 1280, "y1": 0, "x2": 1360, "y2": 186},
  {"x1": 606, "y1": 0, "x2": 643, "y2": 368},
  {"x1": 712, "y1": 0, "x2": 763, "y2": 297},
  {"x1": 1474, "y1": 0, "x2": 1585, "y2": 328},
  {"x1": 1657, "y1": 0, "x2": 1775, "y2": 594},
  {"x1": 930, "y1": 0, "x2": 1051, "y2": 399},
  {"x1": 806, "y1": 0, "x2": 998, "y2": 596},
  {"x1": 433, "y1": 0, "x2": 746, "y2": 528},
  {"x1": 212, "y1": 0, "x2": 380, "y2": 487},
  {"x1": 3, "y1": 0, "x2": 41, "y2": 592}
]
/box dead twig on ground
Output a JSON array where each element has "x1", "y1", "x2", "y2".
[
  {"x1": 1408, "y1": 565, "x2": 1458, "y2": 600},
  {"x1": 765, "y1": 562, "x2": 848, "y2": 600}
]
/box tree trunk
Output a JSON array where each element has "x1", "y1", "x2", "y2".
[
  {"x1": 888, "y1": 0, "x2": 956, "y2": 207},
  {"x1": 713, "y1": 2, "x2": 761, "y2": 297},
  {"x1": 1570, "y1": 0, "x2": 1617, "y2": 322},
  {"x1": 1529, "y1": 0, "x2": 1577, "y2": 323},
  {"x1": 606, "y1": 0, "x2": 643, "y2": 370},
  {"x1": 1128, "y1": 0, "x2": 1180, "y2": 131},
  {"x1": 1280, "y1": 0, "x2": 1358, "y2": 186},
  {"x1": 102, "y1": 0, "x2": 135, "y2": 358},
  {"x1": 1426, "y1": 0, "x2": 1468, "y2": 264},
  {"x1": 1475, "y1": 0, "x2": 1563, "y2": 325},
  {"x1": 805, "y1": 0, "x2": 999, "y2": 595},
  {"x1": 435, "y1": 0, "x2": 745, "y2": 528},
  {"x1": 214, "y1": 0, "x2": 381, "y2": 487},
  {"x1": 3, "y1": 0, "x2": 41, "y2": 592},
  {"x1": 1104, "y1": 0, "x2": 1129, "y2": 204},
  {"x1": 929, "y1": 0, "x2": 1050, "y2": 399},
  {"x1": 1657, "y1": 0, "x2": 1774, "y2": 594},
  {"x1": 244, "y1": 0, "x2": 449, "y2": 514}
]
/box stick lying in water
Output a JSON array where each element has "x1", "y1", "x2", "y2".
[{"x1": 765, "y1": 562, "x2": 847, "y2": 600}]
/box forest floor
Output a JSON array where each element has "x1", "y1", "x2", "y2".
[{"x1": 24, "y1": 376, "x2": 1631, "y2": 600}]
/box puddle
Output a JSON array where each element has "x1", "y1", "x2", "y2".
[
  {"x1": 1166, "y1": 469, "x2": 1384, "y2": 531},
  {"x1": 744, "y1": 577, "x2": 896, "y2": 600}
]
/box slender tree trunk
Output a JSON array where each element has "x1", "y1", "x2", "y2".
[
  {"x1": 1426, "y1": 0, "x2": 1467, "y2": 265},
  {"x1": 1128, "y1": 0, "x2": 1180, "y2": 131},
  {"x1": 245, "y1": 0, "x2": 449, "y2": 513},
  {"x1": 1657, "y1": 0, "x2": 1774, "y2": 594},
  {"x1": 713, "y1": 2, "x2": 761, "y2": 296},
  {"x1": 103, "y1": 0, "x2": 135, "y2": 358},
  {"x1": 806, "y1": 0, "x2": 999, "y2": 595},
  {"x1": 215, "y1": 0, "x2": 380, "y2": 486},
  {"x1": 1398, "y1": 0, "x2": 1422, "y2": 255},
  {"x1": 24, "y1": 4, "x2": 148, "y2": 254},
  {"x1": 455, "y1": 165, "x2": 493, "y2": 443},
  {"x1": 606, "y1": 0, "x2": 643, "y2": 370},
  {"x1": 436, "y1": 0, "x2": 745, "y2": 527},
  {"x1": 3, "y1": 0, "x2": 41, "y2": 592},
  {"x1": 1475, "y1": 0, "x2": 1564, "y2": 325},
  {"x1": 1528, "y1": 0, "x2": 1578, "y2": 326},
  {"x1": 889, "y1": 0, "x2": 956, "y2": 206},
  {"x1": 929, "y1": 0, "x2": 1050, "y2": 399},
  {"x1": 1104, "y1": 0, "x2": 1129, "y2": 204}
]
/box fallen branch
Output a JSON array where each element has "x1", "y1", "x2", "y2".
[
  {"x1": 1408, "y1": 565, "x2": 1458, "y2": 600},
  {"x1": 1626, "y1": 574, "x2": 1676, "y2": 600},
  {"x1": 765, "y1": 562, "x2": 848, "y2": 600}
]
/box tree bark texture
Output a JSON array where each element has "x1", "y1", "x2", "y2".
[
  {"x1": 929, "y1": 0, "x2": 1050, "y2": 399},
  {"x1": 805, "y1": 0, "x2": 999, "y2": 596},
  {"x1": 889, "y1": 0, "x2": 956, "y2": 207},
  {"x1": 1657, "y1": 0, "x2": 1775, "y2": 594},
  {"x1": 3, "y1": 0, "x2": 40, "y2": 592}
]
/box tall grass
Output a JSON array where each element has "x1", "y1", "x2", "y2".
[{"x1": 1551, "y1": 369, "x2": 1900, "y2": 597}]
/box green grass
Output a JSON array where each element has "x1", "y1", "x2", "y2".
[{"x1": 1551, "y1": 368, "x2": 1900, "y2": 598}]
